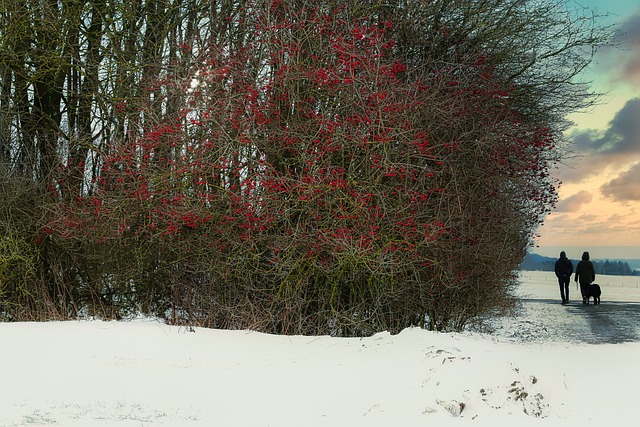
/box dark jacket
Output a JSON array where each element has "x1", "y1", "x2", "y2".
[
  {"x1": 575, "y1": 251, "x2": 595, "y2": 284},
  {"x1": 554, "y1": 252, "x2": 573, "y2": 278}
]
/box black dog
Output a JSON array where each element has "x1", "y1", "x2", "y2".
[{"x1": 587, "y1": 284, "x2": 601, "y2": 305}]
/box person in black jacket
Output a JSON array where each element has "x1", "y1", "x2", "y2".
[
  {"x1": 554, "y1": 251, "x2": 573, "y2": 304},
  {"x1": 575, "y1": 251, "x2": 596, "y2": 305}
]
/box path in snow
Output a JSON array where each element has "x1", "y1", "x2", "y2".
[{"x1": 491, "y1": 272, "x2": 640, "y2": 344}]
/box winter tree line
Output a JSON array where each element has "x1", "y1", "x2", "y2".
[
  {"x1": 521, "y1": 255, "x2": 638, "y2": 277},
  {"x1": 0, "y1": 0, "x2": 613, "y2": 334}
]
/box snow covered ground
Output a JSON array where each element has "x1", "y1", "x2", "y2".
[{"x1": 1, "y1": 271, "x2": 640, "y2": 426}]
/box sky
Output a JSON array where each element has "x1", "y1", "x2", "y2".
[
  {"x1": 533, "y1": 0, "x2": 640, "y2": 260},
  {"x1": 2, "y1": 272, "x2": 640, "y2": 426}
]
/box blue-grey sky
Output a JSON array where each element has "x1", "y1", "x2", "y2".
[{"x1": 534, "y1": 0, "x2": 640, "y2": 260}]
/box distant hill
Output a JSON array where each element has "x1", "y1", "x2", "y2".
[
  {"x1": 520, "y1": 253, "x2": 640, "y2": 276},
  {"x1": 520, "y1": 253, "x2": 556, "y2": 272}
]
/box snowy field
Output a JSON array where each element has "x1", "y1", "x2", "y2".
[
  {"x1": 494, "y1": 271, "x2": 640, "y2": 344},
  {"x1": 1, "y1": 271, "x2": 640, "y2": 427}
]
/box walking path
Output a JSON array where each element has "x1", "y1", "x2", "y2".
[{"x1": 490, "y1": 271, "x2": 640, "y2": 344}]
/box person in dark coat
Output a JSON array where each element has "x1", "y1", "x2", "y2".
[
  {"x1": 554, "y1": 251, "x2": 573, "y2": 304},
  {"x1": 575, "y1": 251, "x2": 596, "y2": 305}
]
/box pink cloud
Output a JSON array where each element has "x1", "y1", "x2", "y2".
[
  {"x1": 555, "y1": 190, "x2": 593, "y2": 212},
  {"x1": 601, "y1": 162, "x2": 640, "y2": 202}
]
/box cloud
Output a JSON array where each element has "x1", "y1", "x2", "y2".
[
  {"x1": 557, "y1": 98, "x2": 640, "y2": 182},
  {"x1": 598, "y1": 9, "x2": 640, "y2": 87},
  {"x1": 539, "y1": 208, "x2": 640, "y2": 247},
  {"x1": 555, "y1": 190, "x2": 593, "y2": 212},
  {"x1": 579, "y1": 98, "x2": 640, "y2": 157},
  {"x1": 611, "y1": 10, "x2": 640, "y2": 86},
  {"x1": 601, "y1": 162, "x2": 640, "y2": 202}
]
